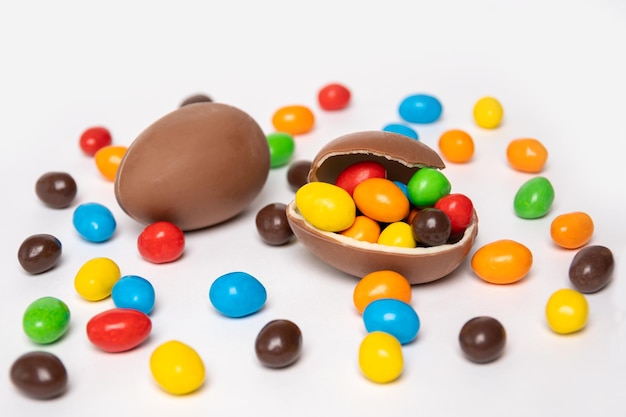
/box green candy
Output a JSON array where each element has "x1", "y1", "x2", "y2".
[
  {"x1": 22, "y1": 296, "x2": 70, "y2": 344},
  {"x1": 267, "y1": 132, "x2": 295, "y2": 168},
  {"x1": 514, "y1": 176, "x2": 555, "y2": 219},
  {"x1": 406, "y1": 167, "x2": 451, "y2": 207}
]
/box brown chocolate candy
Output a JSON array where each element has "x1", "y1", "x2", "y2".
[
  {"x1": 180, "y1": 93, "x2": 213, "y2": 107},
  {"x1": 114, "y1": 102, "x2": 270, "y2": 231},
  {"x1": 10, "y1": 351, "x2": 68, "y2": 399},
  {"x1": 459, "y1": 316, "x2": 506, "y2": 363},
  {"x1": 255, "y1": 319, "x2": 302, "y2": 368},
  {"x1": 287, "y1": 160, "x2": 312, "y2": 192},
  {"x1": 411, "y1": 208, "x2": 451, "y2": 246},
  {"x1": 255, "y1": 203, "x2": 293, "y2": 246},
  {"x1": 35, "y1": 172, "x2": 77, "y2": 208},
  {"x1": 17, "y1": 234, "x2": 62, "y2": 274},
  {"x1": 569, "y1": 245, "x2": 614, "y2": 293}
]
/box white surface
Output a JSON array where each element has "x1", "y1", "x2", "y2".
[{"x1": 1, "y1": 1, "x2": 625, "y2": 416}]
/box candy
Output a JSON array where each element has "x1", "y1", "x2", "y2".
[
  {"x1": 79, "y1": 126, "x2": 112, "y2": 157},
  {"x1": 513, "y1": 176, "x2": 555, "y2": 219},
  {"x1": 410, "y1": 208, "x2": 451, "y2": 246},
  {"x1": 209, "y1": 271, "x2": 267, "y2": 318},
  {"x1": 267, "y1": 132, "x2": 295, "y2": 168},
  {"x1": 72, "y1": 202, "x2": 117, "y2": 242},
  {"x1": 434, "y1": 193, "x2": 474, "y2": 236},
  {"x1": 86, "y1": 308, "x2": 152, "y2": 352},
  {"x1": 340, "y1": 215, "x2": 381, "y2": 243},
  {"x1": 550, "y1": 211, "x2": 594, "y2": 249},
  {"x1": 353, "y1": 178, "x2": 409, "y2": 223},
  {"x1": 377, "y1": 222, "x2": 416, "y2": 248},
  {"x1": 295, "y1": 182, "x2": 356, "y2": 232},
  {"x1": 545, "y1": 288, "x2": 588, "y2": 334},
  {"x1": 112, "y1": 275, "x2": 156, "y2": 314},
  {"x1": 255, "y1": 203, "x2": 294, "y2": 246},
  {"x1": 255, "y1": 319, "x2": 303, "y2": 368},
  {"x1": 150, "y1": 340, "x2": 205, "y2": 395},
  {"x1": 271, "y1": 105, "x2": 315, "y2": 135},
  {"x1": 22, "y1": 296, "x2": 70, "y2": 344},
  {"x1": 473, "y1": 96, "x2": 504, "y2": 129},
  {"x1": 35, "y1": 171, "x2": 77, "y2": 208},
  {"x1": 438, "y1": 129, "x2": 475, "y2": 163},
  {"x1": 568, "y1": 245, "x2": 614, "y2": 293},
  {"x1": 286, "y1": 160, "x2": 312, "y2": 192},
  {"x1": 137, "y1": 221, "x2": 185, "y2": 264},
  {"x1": 506, "y1": 138, "x2": 548, "y2": 173},
  {"x1": 362, "y1": 298, "x2": 420, "y2": 345},
  {"x1": 471, "y1": 239, "x2": 533, "y2": 284},
  {"x1": 180, "y1": 93, "x2": 212, "y2": 107},
  {"x1": 358, "y1": 331, "x2": 403, "y2": 383},
  {"x1": 382, "y1": 123, "x2": 418, "y2": 140},
  {"x1": 406, "y1": 167, "x2": 451, "y2": 207},
  {"x1": 74, "y1": 257, "x2": 121, "y2": 301},
  {"x1": 317, "y1": 83, "x2": 351, "y2": 110},
  {"x1": 459, "y1": 316, "x2": 506, "y2": 363},
  {"x1": 10, "y1": 351, "x2": 68, "y2": 399},
  {"x1": 353, "y1": 270, "x2": 412, "y2": 314},
  {"x1": 334, "y1": 160, "x2": 386, "y2": 196},
  {"x1": 17, "y1": 233, "x2": 62, "y2": 274},
  {"x1": 95, "y1": 145, "x2": 127, "y2": 181},
  {"x1": 398, "y1": 93, "x2": 442, "y2": 124}
]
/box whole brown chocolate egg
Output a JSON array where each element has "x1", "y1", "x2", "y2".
[
  {"x1": 115, "y1": 102, "x2": 270, "y2": 231},
  {"x1": 286, "y1": 130, "x2": 478, "y2": 285}
]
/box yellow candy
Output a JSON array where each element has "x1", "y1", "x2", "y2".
[
  {"x1": 150, "y1": 340, "x2": 205, "y2": 395},
  {"x1": 74, "y1": 257, "x2": 121, "y2": 301},
  {"x1": 473, "y1": 96, "x2": 504, "y2": 129},
  {"x1": 377, "y1": 222, "x2": 416, "y2": 248},
  {"x1": 545, "y1": 288, "x2": 588, "y2": 334},
  {"x1": 358, "y1": 331, "x2": 403, "y2": 383},
  {"x1": 295, "y1": 182, "x2": 356, "y2": 232}
]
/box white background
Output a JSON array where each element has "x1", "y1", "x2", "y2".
[{"x1": 1, "y1": 1, "x2": 625, "y2": 416}]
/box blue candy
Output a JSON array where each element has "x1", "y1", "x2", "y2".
[
  {"x1": 72, "y1": 202, "x2": 116, "y2": 242},
  {"x1": 209, "y1": 272, "x2": 267, "y2": 318},
  {"x1": 392, "y1": 181, "x2": 409, "y2": 199},
  {"x1": 382, "y1": 123, "x2": 419, "y2": 140},
  {"x1": 112, "y1": 275, "x2": 156, "y2": 315},
  {"x1": 362, "y1": 298, "x2": 420, "y2": 345},
  {"x1": 398, "y1": 94, "x2": 442, "y2": 124}
]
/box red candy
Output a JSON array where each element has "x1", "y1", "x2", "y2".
[
  {"x1": 434, "y1": 193, "x2": 474, "y2": 235},
  {"x1": 335, "y1": 161, "x2": 386, "y2": 196},
  {"x1": 79, "y1": 126, "x2": 112, "y2": 156},
  {"x1": 137, "y1": 221, "x2": 185, "y2": 264},
  {"x1": 86, "y1": 308, "x2": 152, "y2": 352},
  {"x1": 318, "y1": 83, "x2": 351, "y2": 111}
]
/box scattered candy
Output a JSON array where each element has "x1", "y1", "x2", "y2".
[
  {"x1": 550, "y1": 211, "x2": 594, "y2": 249},
  {"x1": 295, "y1": 181, "x2": 356, "y2": 232},
  {"x1": 410, "y1": 208, "x2": 451, "y2": 246},
  {"x1": 378, "y1": 221, "x2": 416, "y2": 248},
  {"x1": 568, "y1": 245, "x2": 614, "y2": 293},
  {"x1": 513, "y1": 176, "x2": 555, "y2": 219},
  {"x1": 438, "y1": 129, "x2": 475, "y2": 163},
  {"x1": 10, "y1": 351, "x2": 68, "y2": 399},
  {"x1": 340, "y1": 215, "x2": 381, "y2": 243},
  {"x1": 255, "y1": 203, "x2": 294, "y2": 246},
  {"x1": 353, "y1": 270, "x2": 412, "y2": 314},
  {"x1": 255, "y1": 319, "x2": 303, "y2": 368},
  {"x1": 35, "y1": 171, "x2": 77, "y2": 208},
  {"x1": 79, "y1": 126, "x2": 112, "y2": 157},
  {"x1": 150, "y1": 340, "x2": 205, "y2": 395},
  {"x1": 22, "y1": 296, "x2": 70, "y2": 344},
  {"x1": 74, "y1": 257, "x2": 121, "y2": 301},
  {"x1": 286, "y1": 160, "x2": 312, "y2": 192},
  {"x1": 473, "y1": 96, "x2": 504, "y2": 129},
  {"x1": 272, "y1": 105, "x2": 315, "y2": 135},
  {"x1": 459, "y1": 316, "x2": 506, "y2": 363},
  {"x1": 112, "y1": 275, "x2": 156, "y2": 314},
  {"x1": 94, "y1": 145, "x2": 127, "y2": 181},
  {"x1": 398, "y1": 93, "x2": 442, "y2": 124},
  {"x1": 382, "y1": 123, "x2": 418, "y2": 140},
  {"x1": 362, "y1": 298, "x2": 420, "y2": 345},
  {"x1": 72, "y1": 202, "x2": 117, "y2": 242},
  {"x1": 17, "y1": 233, "x2": 62, "y2": 274},
  {"x1": 353, "y1": 178, "x2": 409, "y2": 223},
  {"x1": 545, "y1": 288, "x2": 588, "y2": 334},
  {"x1": 506, "y1": 138, "x2": 548, "y2": 173},
  {"x1": 358, "y1": 331, "x2": 403, "y2": 383},
  {"x1": 86, "y1": 308, "x2": 152, "y2": 352},
  {"x1": 406, "y1": 167, "x2": 451, "y2": 207},
  {"x1": 209, "y1": 271, "x2": 267, "y2": 318},
  {"x1": 317, "y1": 83, "x2": 351, "y2": 110},
  {"x1": 267, "y1": 132, "x2": 295, "y2": 168},
  {"x1": 180, "y1": 93, "x2": 212, "y2": 107},
  {"x1": 137, "y1": 221, "x2": 185, "y2": 264},
  {"x1": 471, "y1": 239, "x2": 533, "y2": 284}
]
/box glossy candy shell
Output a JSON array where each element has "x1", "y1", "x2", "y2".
[
  {"x1": 10, "y1": 351, "x2": 68, "y2": 399},
  {"x1": 87, "y1": 308, "x2": 152, "y2": 352},
  {"x1": 209, "y1": 272, "x2": 267, "y2": 317},
  {"x1": 362, "y1": 298, "x2": 420, "y2": 344}
]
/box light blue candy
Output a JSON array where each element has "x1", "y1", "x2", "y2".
[
  {"x1": 398, "y1": 94, "x2": 443, "y2": 124},
  {"x1": 209, "y1": 271, "x2": 267, "y2": 318},
  {"x1": 392, "y1": 181, "x2": 409, "y2": 199},
  {"x1": 112, "y1": 275, "x2": 156, "y2": 315},
  {"x1": 363, "y1": 298, "x2": 420, "y2": 345},
  {"x1": 72, "y1": 202, "x2": 116, "y2": 242},
  {"x1": 382, "y1": 123, "x2": 419, "y2": 140}
]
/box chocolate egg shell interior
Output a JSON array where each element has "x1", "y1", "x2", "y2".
[{"x1": 287, "y1": 130, "x2": 478, "y2": 285}]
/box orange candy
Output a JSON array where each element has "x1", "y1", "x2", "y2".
[
  {"x1": 353, "y1": 178, "x2": 410, "y2": 223},
  {"x1": 353, "y1": 270, "x2": 412, "y2": 314},
  {"x1": 471, "y1": 239, "x2": 533, "y2": 284},
  {"x1": 272, "y1": 105, "x2": 315, "y2": 135},
  {"x1": 438, "y1": 129, "x2": 474, "y2": 163},
  {"x1": 506, "y1": 138, "x2": 548, "y2": 173},
  {"x1": 340, "y1": 215, "x2": 381, "y2": 243},
  {"x1": 550, "y1": 211, "x2": 594, "y2": 249},
  {"x1": 95, "y1": 145, "x2": 127, "y2": 181}
]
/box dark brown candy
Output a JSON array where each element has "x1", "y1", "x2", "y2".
[
  {"x1": 180, "y1": 93, "x2": 212, "y2": 107},
  {"x1": 17, "y1": 234, "x2": 62, "y2": 274},
  {"x1": 255, "y1": 319, "x2": 302, "y2": 368},
  {"x1": 459, "y1": 316, "x2": 506, "y2": 363},
  {"x1": 569, "y1": 245, "x2": 614, "y2": 293},
  {"x1": 255, "y1": 203, "x2": 293, "y2": 246},
  {"x1": 35, "y1": 172, "x2": 77, "y2": 208},
  {"x1": 286, "y1": 160, "x2": 312, "y2": 192},
  {"x1": 10, "y1": 351, "x2": 68, "y2": 399},
  {"x1": 411, "y1": 208, "x2": 451, "y2": 246}
]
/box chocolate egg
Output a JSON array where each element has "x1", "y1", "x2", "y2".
[
  {"x1": 286, "y1": 131, "x2": 478, "y2": 284},
  {"x1": 115, "y1": 102, "x2": 270, "y2": 231}
]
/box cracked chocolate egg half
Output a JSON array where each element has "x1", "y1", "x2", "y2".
[
  {"x1": 115, "y1": 102, "x2": 270, "y2": 231},
  {"x1": 286, "y1": 130, "x2": 478, "y2": 284}
]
